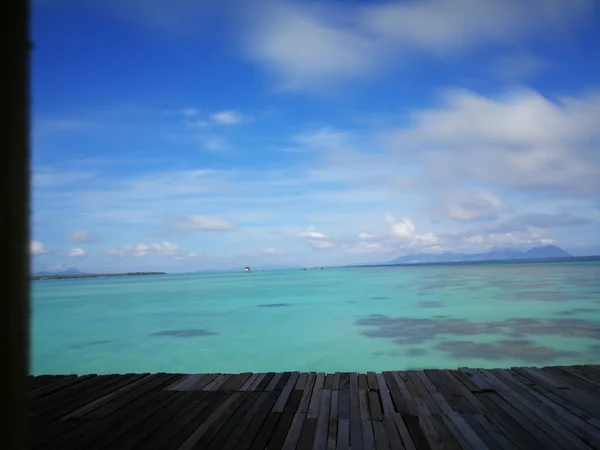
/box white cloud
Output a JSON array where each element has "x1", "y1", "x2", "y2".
[
  {"x1": 490, "y1": 54, "x2": 548, "y2": 81},
  {"x1": 202, "y1": 136, "x2": 229, "y2": 152},
  {"x1": 211, "y1": 110, "x2": 243, "y2": 125},
  {"x1": 261, "y1": 247, "x2": 281, "y2": 255},
  {"x1": 32, "y1": 170, "x2": 95, "y2": 188},
  {"x1": 30, "y1": 241, "x2": 47, "y2": 256},
  {"x1": 433, "y1": 189, "x2": 504, "y2": 221},
  {"x1": 240, "y1": 0, "x2": 589, "y2": 90},
  {"x1": 107, "y1": 241, "x2": 188, "y2": 258},
  {"x1": 342, "y1": 241, "x2": 389, "y2": 255},
  {"x1": 242, "y1": 2, "x2": 382, "y2": 90},
  {"x1": 309, "y1": 239, "x2": 334, "y2": 250},
  {"x1": 67, "y1": 230, "x2": 97, "y2": 242},
  {"x1": 295, "y1": 227, "x2": 328, "y2": 239},
  {"x1": 68, "y1": 248, "x2": 86, "y2": 258},
  {"x1": 358, "y1": 232, "x2": 375, "y2": 240},
  {"x1": 387, "y1": 88, "x2": 600, "y2": 196},
  {"x1": 169, "y1": 215, "x2": 236, "y2": 233},
  {"x1": 385, "y1": 215, "x2": 439, "y2": 246},
  {"x1": 181, "y1": 108, "x2": 199, "y2": 117}
]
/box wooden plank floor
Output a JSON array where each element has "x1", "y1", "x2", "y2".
[{"x1": 29, "y1": 365, "x2": 600, "y2": 450}]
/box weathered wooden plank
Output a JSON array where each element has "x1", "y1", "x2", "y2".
[
  {"x1": 391, "y1": 414, "x2": 416, "y2": 450},
  {"x1": 104, "y1": 391, "x2": 197, "y2": 449},
  {"x1": 456, "y1": 367, "x2": 495, "y2": 392},
  {"x1": 495, "y1": 369, "x2": 600, "y2": 448},
  {"x1": 314, "y1": 389, "x2": 331, "y2": 450},
  {"x1": 368, "y1": 390, "x2": 382, "y2": 421},
  {"x1": 256, "y1": 372, "x2": 276, "y2": 391},
  {"x1": 367, "y1": 372, "x2": 379, "y2": 390},
  {"x1": 272, "y1": 372, "x2": 300, "y2": 413},
  {"x1": 340, "y1": 373, "x2": 350, "y2": 389},
  {"x1": 406, "y1": 371, "x2": 441, "y2": 415},
  {"x1": 29, "y1": 367, "x2": 600, "y2": 450},
  {"x1": 474, "y1": 392, "x2": 551, "y2": 450},
  {"x1": 397, "y1": 371, "x2": 430, "y2": 416},
  {"x1": 415, "y1": 371, "x2": 454, "y2": 415},
  {"x1": 324, "y1": 374, "x2": 335, "y2": 389},
  {"x1": 338, "y1": 387, "x2": 350, "y2": 419},
  {"x1": 386, "y1": 371, "x2": 419, "y2": 416},
  {"x1": 267, "y1": 389, "x2": 303, "y2": 450},
  {"x1": 35, "y1": 375, "x2": 135, "y2": 428},
  {"x1": 298, "y1": 372, "x2": 317, "y2": 413},
  {"x1": 178, "y1": 392, "x2": 249, "y2": 450},
  {"x1": 349, "y1": 373, "x2": 364, "y2": 450},
  {"x1": 333, "y1": 372, "x2": 341, "y2": 390},
  {"x1": 137, "y1": 395, "x2": 214, "y2": 450},
  {"x1": 461, "y1": 414, "x2": 517, "y2": 450},
  {"x1": 441, "y1": 413, "x2": 488, "y2": 450},
  {"x1": 275, "y1": 372, "x2": 292, "y2": 391},
  {"x1": 379, "y1": 386, "x2": 412, "y2": 450},
  {"x1": 183, "y1": 373, "x2": 218, "y2": 391},
  {"x1": 328, "y1": 390, "x2": 339, "y2": 450},
  {"x1": 88, "y1": 374, "x2": 182, "y2": 419},
  {"x1": 296, "y1": 418, "x2": 318, "y2": 450},
  {"x1": 281, "y1": 412, "x2": 306, "y2": 450},
  {"x1": 220, "y1": 372, "x2": 253, "y2": 391},
  {"x1": 358, "y1": 373, "x2": 368, "y2": 391},
  {"x1": 362, "y1": 420, "x2": 376, "y2": 450},
  {"x1": 39, "y1": 379, "x2": 199, "y2": 450},
  {"x1": 425, "y1": 369, "x2": 486, "y2": 414},
  {"x1": 266, "y1": 372, "x2": 284, "y2": 391},
  {"x1": 308, "y1": 373, "x2": 325, "y2": 419},
  {"x1": 240, "y1": 373, "x2": 260, "y2": 391},
  {"x1": 224, "y1": 391, "x2": 280, "y2": 450},
  {"x1": 86, "y1": 391, "x2": 186, "y2": 450},
  {"x1": 425, "y1": 415, "x2": 461, "y2": 450},
  {"x1": 337, "y1": 418, "x2": 350, "y2": 450},
  {"x1": 548, "y1": 366, "x2": 600, "y2": 394},
  {"x1": 402, "y1": 416, "x2": 431, "y2": 450},
  {"x1": 31, "y1": 375, "x2": 81, "y2": 400},
  {"x1": 359, "y1": 388, "x2": 371, "y2": 420},
  {"x1": 506, "y1": 367, "x2": 600, "y2": 429},
  {"x1": 483, "y1": 369, "x2": 591, "y2": 450},
  {"x1": 62, "y1": 373, "x2": 150, "y2": 419},
  {"x1": 296, "y1": 372, "x2": 309, "y2": 391},
  {"x1": 152, "y1": 392, "x2": 229, "y2": 450},
  {"x1": 248, "y1": 412, "x2": 281, "y2": 450},
  {"x1": 200, "y1": 392, "x2": 261, "y2": 450}
]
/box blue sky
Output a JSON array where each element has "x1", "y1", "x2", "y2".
[{"x1": 31, "y1": 0, "x2": 600, "y2": 273}]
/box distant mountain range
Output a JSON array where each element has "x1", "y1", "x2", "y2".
[
  {"x1": 382, "y1": 245, "x2": 572, "y2": 265},
  {"x1": 32, "y1": 268, "x2": 86, "y2": 276}
]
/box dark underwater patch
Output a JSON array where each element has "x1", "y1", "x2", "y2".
[
  {"x1": 356, "y1": 314, "x2": 600, "y2": 346},
  {"x1": 417, "y1": 301, "x2": 445, "y2": 308},
  {"x1": 151, "y1": 329, "x2": 217, "y2": 338},
  {"x1": 406, "y1": 348, "x2": 428, "y2": 357},
  {"x1": 71, "y1": 339, "x2": 112, "y2": 349},
  {"x1": 553, "y1": 308, "x2": 598, "y2": 316},
  {"x1": 258, "y1": 303, "x2": 291, "y2": 308},
  {"x1": 435, "y1": 339, "x2": 578, "y2": 363}
]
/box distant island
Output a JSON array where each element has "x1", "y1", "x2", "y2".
[
  {"x1": 381, "y1": 245, "x2": 573, "y2": 265},
  {"x1": 349, "y1": 245, "x2": 592, "y2": 268},
  {"x1": 31, "y1": 272, "x2": 166, "y2": 281}
]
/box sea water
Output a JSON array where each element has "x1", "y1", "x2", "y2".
[{"x1": 31, "y1": 261, "x2": 600, "y2": 374}]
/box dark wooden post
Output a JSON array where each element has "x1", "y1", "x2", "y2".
[{"x1": 2, "y1": 0, "x2": 31, "y2": 448}]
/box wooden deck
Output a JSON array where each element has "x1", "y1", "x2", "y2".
[{"x1": 30, "y1": 365, "x2": 600, "y2": 449}]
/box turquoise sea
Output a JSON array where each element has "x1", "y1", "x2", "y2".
[{"x1": 31, "y1": 261, "x2": 600, "y2": 375}]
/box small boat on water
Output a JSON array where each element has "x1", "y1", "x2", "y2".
[{"x1": 244, "y1": 267, "x2": 251, "y2": 273}]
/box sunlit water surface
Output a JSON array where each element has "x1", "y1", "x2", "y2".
[{"x1": 31, "y1": 261, "x2": 600, "y2": 374}]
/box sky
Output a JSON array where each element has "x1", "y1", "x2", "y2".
[{"x1": 31, "y1": 0, "x2": 600, "y2": 273}]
